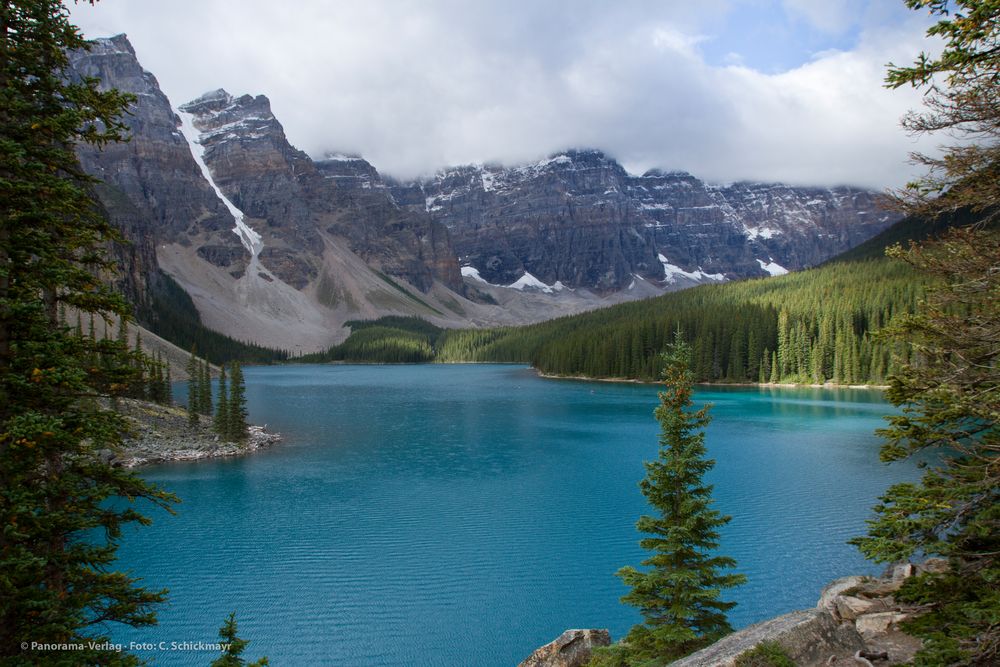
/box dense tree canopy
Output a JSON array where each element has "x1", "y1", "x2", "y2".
[
  {"x1": 0, "y1": 1, "x2": 176, "y2": 663},
  {"x1": 850, "y1": 2, "x2": 1000, "y2": 664},
  {"x1": 886, "y1": 0, "x2": 1000, "y2": 221}
]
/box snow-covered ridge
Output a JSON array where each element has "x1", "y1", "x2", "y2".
[{"x1": 176, "y1": 110, "x2": 262, "y2": 257}]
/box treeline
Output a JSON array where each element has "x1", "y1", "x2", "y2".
[
  {"x1": 299, "y1": 317, "x2": 438, "y2": 363},
  {"x1": 185, "y1": 350, "x2": 249, "y2": 442},
  {"x1": 312, "y1": 256, "x2": 931, "y2": 385},
  {"x1": 439, "y1": 258, "x2": 928, "y2": 384},
  {"x1": 135, "y1": 272, "x2": 289, "y2": 364},
  {"x1": 67, "y1": 310, "x2": 173, "y2": 406}
]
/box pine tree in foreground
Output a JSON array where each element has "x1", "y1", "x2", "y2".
[
  {"x1": 851, "y1": 228, "x2": 1000, "y2": 665},
  {"x1": 0, "y1": 1, "x2": 178, "y2": 662},
  {"x1": 592, "y1": 333, "x2": 745, "y2": 666},
  {"x1": 211, "y1": 613, "x2": 268, "y2": 667}
]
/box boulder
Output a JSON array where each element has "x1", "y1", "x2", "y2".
[
  {"x1": 817, "y1": 575, "x2": 868, "y2": 613},
  {"x1": 518, "y1": 629, "x2": 611, "y2": 667},
  {"x1": 856, "y1": 612, "x2": 910, "y2": 640},
  {"x1": 834, "y1": 595, "x2": 885, "y2": 621},
  {"x1": 670, "y1": 609, "x2": 865, "y2": 667}
]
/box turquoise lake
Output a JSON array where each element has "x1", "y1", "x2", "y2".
[{"x1": 113, "y1": 364, "x2": 919, "y2": 666}]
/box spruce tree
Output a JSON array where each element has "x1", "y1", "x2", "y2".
[
  {"x1": 227, "y1": 361, "x2": 249, "y2": 443},
  {"x1": 186, "y1": 348, "x2": 200, "y2": 426},
  {"x1": 211, "y1": 613, "x2": 268, "y2": 667},
  {"x1": 0, "y1": 1, "x2": 178, "y2": 662},
  {"x1": 163, "y1": 360, "x2": 173, "y2": 406},
  {"x1": 851, "y1": 228, "x2": 1000, "y2": 664},
  {"x1": 214, "y1": 363, "x2": 229, "y2": 438},
  {"x1": 594, "y1": 334, "x2": 745, "y2": 666},
  {"x1": 199, "y1": 358, "x2": 213, "y2": 416}
]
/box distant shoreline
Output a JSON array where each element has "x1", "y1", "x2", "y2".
[
  {"x1": 534, "y1": 370, "x2": 888, "y2": 390},
  {"x1": 284, "y1": 360, "x2": 889, "y2": 390}
]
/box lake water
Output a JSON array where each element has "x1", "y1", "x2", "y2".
[{"x1": 112, "y1": 364, "x2": 918, "y2": 666}]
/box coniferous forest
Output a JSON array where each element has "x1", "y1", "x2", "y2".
[{"x1": 312, "y1": 251, "x2": 932, "y2": 386}]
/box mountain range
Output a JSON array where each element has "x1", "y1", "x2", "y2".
[{"x1": 69, "y1": 34, "x2": 900, "y2": 354}]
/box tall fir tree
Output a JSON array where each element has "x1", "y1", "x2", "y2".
[
  {"x1": 199, "y1": 358, "x2": 213, "y2": 416},
  {"x1": 227, "y1": 361, "x2": 249, "y2": 443},
  {"x1": 210, "y1": 613, "x2": 268, "y2": 667},
  {"x1": 0, "y1": 1, "x2": 178, "y2": 662},
  {"x1": 593, "y1": 333, "x2": 745, "y2": 666},
  {"x1": 214, "y1": 363, "x2": 229, "y2": 438},
  {"x1": 851, "y1": 228, "x2": 1000, "y2": 664},
  {"x1": 186, "y1": 347, "x2": 200, "y2": 426},
  {"x1": 162, "y1": 359, "x2": 172, "y2": 406},
  {"x1": 849, "y1": 3, "x2": 1000, "y2": 663}
]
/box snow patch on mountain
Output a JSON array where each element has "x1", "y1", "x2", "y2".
[
  {"x1": 743, "y1": 225, "x2": 781, "y2": 240},
  {"x1": 757, "y1": 259, "x2": 789, "y2": 276},
  {"x1": 507, "y1": 272, "x2": 565, "y2": 293},
  {"x1": 176, "y1": 110, "x2": 262, "y2": 257},
  {"x1": 658, "y1": 254, "x2": 725, "y2": 283}
]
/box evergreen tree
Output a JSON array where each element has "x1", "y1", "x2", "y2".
[
  {"x1": 199, "y1": 358, "x2": 213, "y2": 416},
  {"x1": 210, "y1": 613, "x2": 268, "y2": 667},
  {"x1": 593, "y1": 334, "x2": 745, "y2": 666},
  {"x1": 0, "y1": 1, "x2": 177, "y2": 662},
  {"x1": 187, "y1": 348, "x2": 200, "y2": 426},
  {"x1": 214, "y1": 363, "x2": 229, "y2": 438},
  {"x1": 884, "y1": 0, "x2": 1000, "y2": 222},
  {"x1": 849, "y1": 3, "x2": 1000, "y2": 660},
  {"x1": 227, "y1": 361, "x2": 249, "y2": 443},
  {"x1": 163, "y1": 359, "x2": 172, "y2": 406},
  {"x1": 851, "y1": 228, "x2": 1000, "y2": 665}
]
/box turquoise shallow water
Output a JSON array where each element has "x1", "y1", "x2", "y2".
[{"x1": 110, "y1": 364, "x2": 918, "y2": 666}]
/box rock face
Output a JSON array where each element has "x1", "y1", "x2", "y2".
[
  {"x1": 69, "y1": 35, "x2": 240, "y2": 303},
  {"x1": 670, "y1": 609, "x2": 865, "y2": 667},
  {"x1": 178, "y1": 90, "x2": 462, "y2": 292},
  {"x1": 666, "y1": 565, "x2": 930, "y2": 667},
  {"x1": 517, "y1": 629, "x2": 611, "y2": 667},
  {"x1": 391, "y1": 149, "x2": 900, "y2": 292},
  {"x1": 70, "y1": 34, "x2": 901, "y2": 350}
]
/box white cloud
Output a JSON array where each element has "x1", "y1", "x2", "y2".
[{"x1": 69, "y1": 0, "x2": 939, "y2": 189}]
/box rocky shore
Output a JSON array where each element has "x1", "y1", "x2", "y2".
[
  {"x1": 107, "y1": 398, "x2": 282, "y2": 467},
  {"x1": 520, "y1": 560, "x2": 943, "y2": 667}
]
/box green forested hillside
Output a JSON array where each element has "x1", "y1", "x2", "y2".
[
  {"x1": 310, "y1": 253, "x2": 930, "y2": 384},
  {"x1": 437, "y1": 257, "x2": 927, "y2": 384}
]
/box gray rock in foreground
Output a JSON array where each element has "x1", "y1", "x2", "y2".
[
  {"x1": 518, "y1": 629, "x2": 611, "y2": 667},
  {"x1": 670, "y1": 609, "x2": 864, "y2": 667}
]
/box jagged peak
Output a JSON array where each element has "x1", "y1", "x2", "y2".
[
  {"x1": 87, "y1": 33, "x2": 136, "y2": 56},
  {"x1": 181, "y1": 88, "x2": 233, "y2": 110},
  {"x1": 640, "y1": 168, "x2": 695, "y2": 180}
]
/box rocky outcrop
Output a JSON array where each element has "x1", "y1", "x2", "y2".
[
  {"x1": 391, "y1": 150, "x2": 900, "y2": 292},
  {"x1": 670, "y1": 564, "x2": 934, "y2": 666},
  {"x1": 671, "y1": 609, "x2": 864, "y2": 667},
  {"x1": 179, "y1": 90, "x2": 463, "y2": 292},
  {"x1": 530, "y1": 563, "x2": 938, "y2": 667},
  {"x1": 114, "y1": 398, "x2": 281, "y2": 467},
  {"x1": 517, "y1": 629, "x2": 611, "y2": 667}
]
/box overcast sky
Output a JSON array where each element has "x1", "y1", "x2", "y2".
[{"x1": 70, "y1": 0, "x2": 941, "y2": 189}]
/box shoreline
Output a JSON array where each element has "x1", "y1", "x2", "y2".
[
  {"x1": 534, "y1": 370, "x2": 888, "y2": 390},
  {"x1": 113, "y1": 399, "x2": 282, "y2": 468}
]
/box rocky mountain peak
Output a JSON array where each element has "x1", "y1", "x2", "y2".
[{"x1": 390, "y1": 151, "x2": 901, "y2": 292}]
